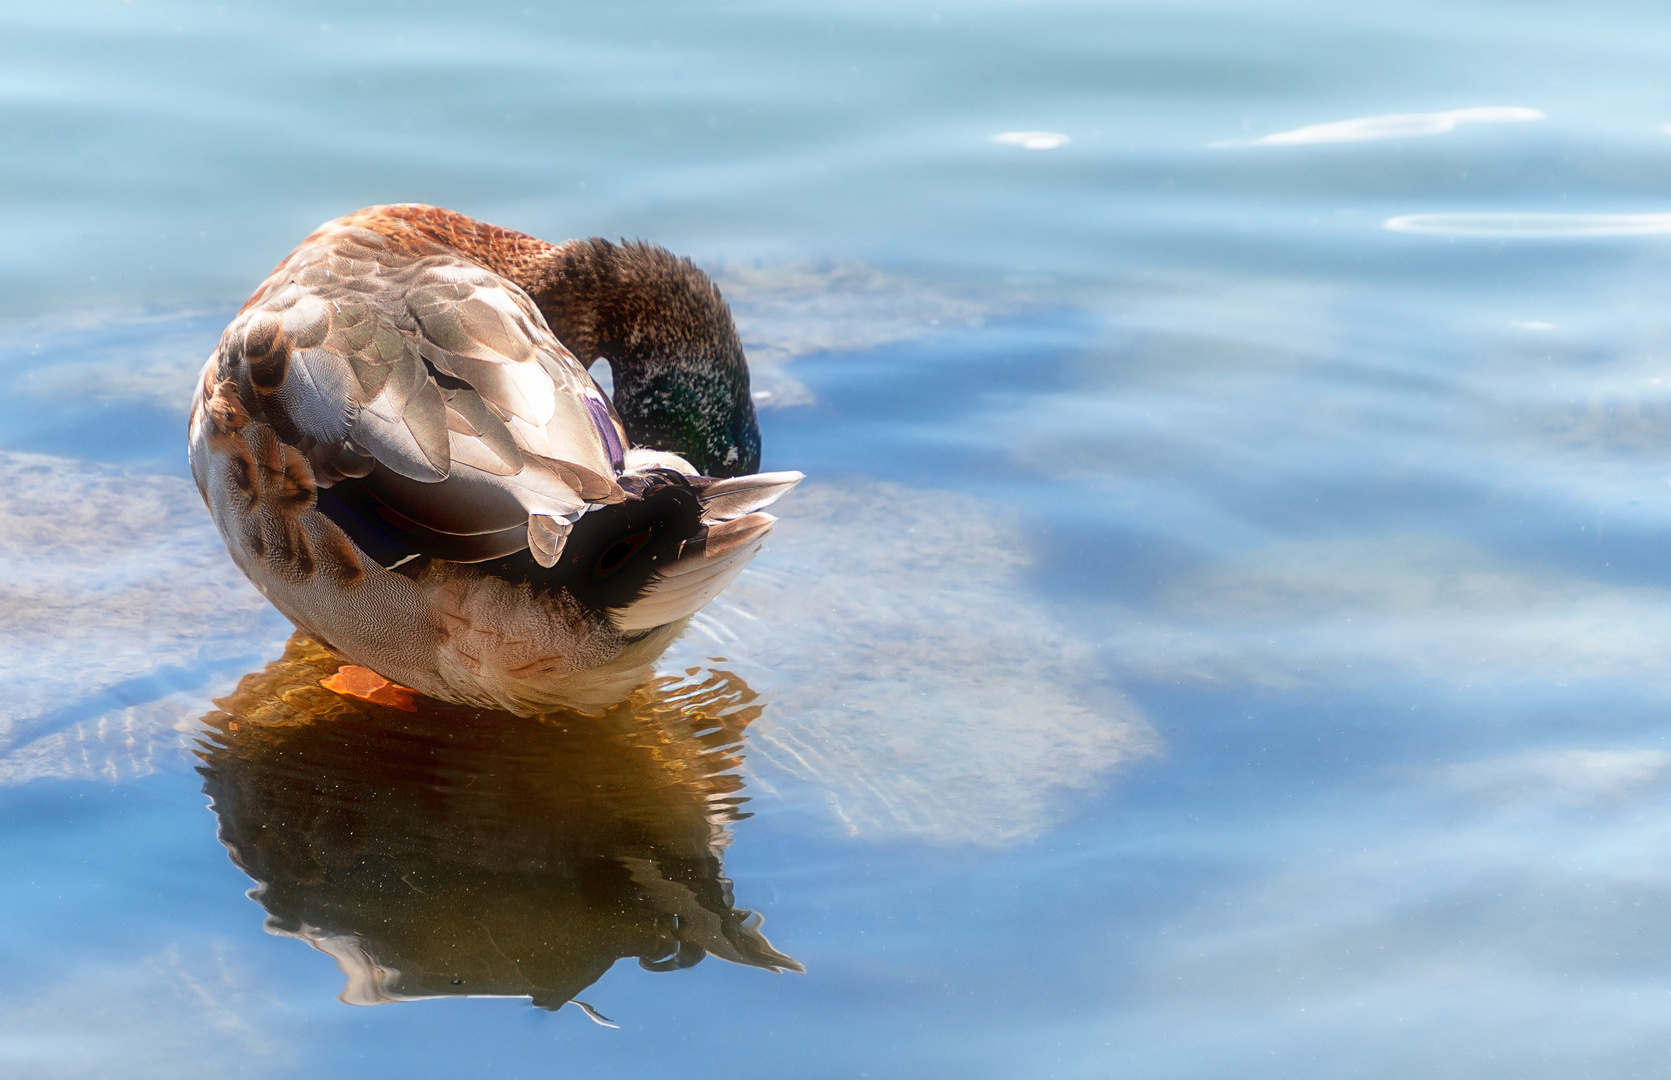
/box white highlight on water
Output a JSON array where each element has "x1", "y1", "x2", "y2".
[
  {"x1": 991, "y1": 130, "x2": 1070, "y2": 150},
  {"x1": 1385, "y1": 212, "x2": 1671, "y2": 236},
  {"x1": 1218, "y1": 106, "x2": 1544, "y2": 147}
]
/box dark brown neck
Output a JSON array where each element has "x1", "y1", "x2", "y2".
[{"x1": 524, "y1": 238, "x2": 761, "y2": 478}]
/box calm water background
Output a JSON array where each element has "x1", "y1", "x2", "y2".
[{"x1": 5, "y1": 0, "x2": 1671, "y2": 1076}]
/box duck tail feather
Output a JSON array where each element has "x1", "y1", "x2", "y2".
[
  {"x1": 609, "y1": 512, "x2": 776, "y2": 631},
  {"x1": 693, "y1": 470, "x2": 803, "y2": 522}
]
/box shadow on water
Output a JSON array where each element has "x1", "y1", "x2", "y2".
[{"x1": 194, "y1": 634, "x2": 800, "y2": 1016}]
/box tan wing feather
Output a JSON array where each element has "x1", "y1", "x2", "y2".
[{"x1": 219, "y1": 223, "x2": 623, "y2": 553}]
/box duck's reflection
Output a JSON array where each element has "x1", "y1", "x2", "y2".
[{"x1": 196, "y1": 634, "x2": 799, "y2": 1013}]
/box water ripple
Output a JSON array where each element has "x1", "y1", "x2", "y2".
[
  {"x1": 1386, "y1": 212, "x2": 1671, "y2": 236},
  {"x1": 1219, "y1": 106, "x2": 1544, "y2": 147}
]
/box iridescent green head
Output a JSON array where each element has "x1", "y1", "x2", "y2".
[{"x1": 532, "y1": 238, "x2": 761, "y2": 478}]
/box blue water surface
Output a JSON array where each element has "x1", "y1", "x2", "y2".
[{"x1": 5, "y1": 0, "x2": 1671, "y2": 1077}]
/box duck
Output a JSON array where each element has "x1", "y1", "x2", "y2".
[{"x1": 188, "y1": 204, "x2": 801, "y2": 715}]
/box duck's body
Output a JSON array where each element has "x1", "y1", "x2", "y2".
[{"x1": 188, "y1": 205, "x2": 799, "y2": 714}]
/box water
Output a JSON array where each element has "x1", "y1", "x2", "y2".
[{"x1": 5, "y1": 0, "x2": 1671, "y2": 1075}]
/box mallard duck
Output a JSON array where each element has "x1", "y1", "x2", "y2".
[{"x1": 188, "y1": 204, "x2": 801, "y2": 715}]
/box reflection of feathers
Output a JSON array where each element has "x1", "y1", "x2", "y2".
[
  {"x1": 197, "y1": 634, "x2": 799, "y2": 1011},
  {"x1": 188, "y1": 205, "x2": 800, "y2": 713}
]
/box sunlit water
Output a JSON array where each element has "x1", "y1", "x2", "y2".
[{"x1": 6, "y1": 1, "x2": 1671, "y2": 1076}]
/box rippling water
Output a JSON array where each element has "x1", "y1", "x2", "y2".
[{"x1": 6, "y1": 0, "x2": 1671, "y2": 1076}]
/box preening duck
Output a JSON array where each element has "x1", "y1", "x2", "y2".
[{"x1": 188, "y1": 204, "x2": 801, "y2": 715}]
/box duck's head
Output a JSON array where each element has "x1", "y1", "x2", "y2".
[{"x1": 532, "y1": 238, "x2": 761, "y2": 478}]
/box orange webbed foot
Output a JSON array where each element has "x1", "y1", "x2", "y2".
[{"x1": 321, "y1": 666, "x2": 423, "y2": 712}]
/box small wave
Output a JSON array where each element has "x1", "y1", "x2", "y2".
[
  {"x1": 991, "y1": 130, "x2": 1070, "y2": 150},
  {"x1": 1385, "y1": 212, "x2": 1671, "y2": 236},
  {"x1": 1217, "y1": 106, "x2": 1544, "y2": 148}
]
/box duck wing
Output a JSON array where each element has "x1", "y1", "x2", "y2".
[{"x1": 214, "y1": 222, "x2": 625, "y2": 567}]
